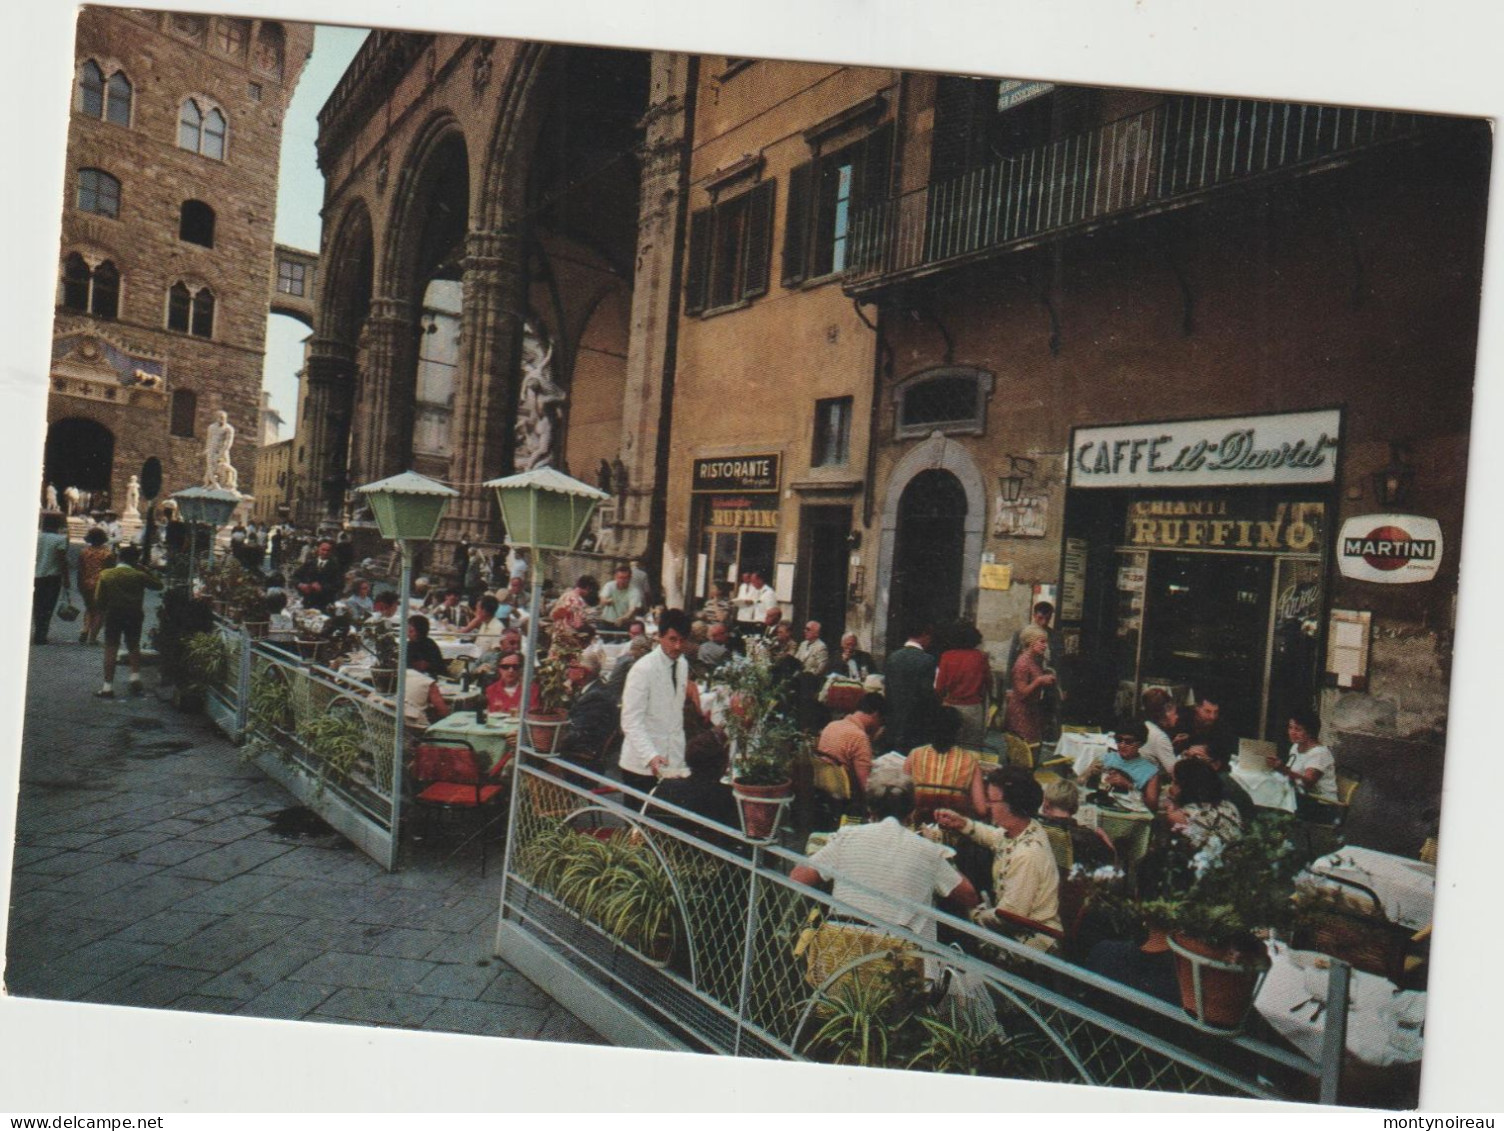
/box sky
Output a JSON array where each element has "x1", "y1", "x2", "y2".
[{"x1": 261, "y1": 23, "x2": 369, "y2": 440}]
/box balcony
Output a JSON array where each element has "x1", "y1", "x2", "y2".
[{"x1": 845, "y1": 95, "x2": 1431, "y2": 292}]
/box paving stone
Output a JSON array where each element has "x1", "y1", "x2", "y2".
[
  {"x1": 17, "y1": 850, "x2": 114, "y2": 877},
  {"x1": 128, "y1": 839, "x2": 218, "y2": 867},
  {"x1": 285, "y1": 952, "x2": 435, "y2": 993},
  {"x1": 83, "y1": 829, "x2": 178, "y2": 859},
  {"x1": 7, "y1": 938, "x2": 163, "y2": 1000},
  {"x1": 15, "y1": 829, "x2": 111, "y2": 850},
  {"x1": 370, "y1": 927, "x2": 460, "y2": 960},
  {"x1": 11, "y1": 846, "x2": 63, "y2": 868},
  {"x1": 77, "y1": 874, "x2": 216, "y2": 921},
  {"x1": 535, "y1": 1011, "x2": 608, "y2": 1045},
  {"x1": 79, "y1": 963, "x2": 216, "y2": 1008},
  {"x1": 247, "y1": 879, "x2": 373, "y2": 921},
  {"x1": 311, "y1": 987, "x2": 446, "y2": 1028},
  {"x1": 108, "y1": 910, "x2": 226, "y2": 947},
  {"x1": 422, "y1": 998, "x2": 549, "y2": 1039},
  {"x1": 195, "y1": 943, "x2": 324, "y2": 1001},
  {"x1": 414, "y1": 960, "x2": 503, "y2": 1001},
  {"x1": 179, "y1": 815, "x2": 271, "y2": 843},
  {"x1": 249, "y1": 845, "x2": 383, "y2": 885},
  {"x1": 163, "y1": 839, "x2": 294, "y2": 881},
  {"x1": 155, "y1": 912, "x2": 305, "y2": 972},
  {"x1": 478, "y1": 968, "x2": 556, "y2": 1012},
  {"x1": 168, "y1": 873, "x2": 293, "y2": 915},
  {"x1": 171, "y1": 995, "x2": 246, "y2": 1015},
  {"x1": 235, "y1": 980, "x2": 339, "y2": 1020},
  {"x1": 38, "y1": 859, "x2": 164, "y2": 896}
]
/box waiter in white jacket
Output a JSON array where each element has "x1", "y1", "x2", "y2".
[{"x1": 618, "y1": 608, "x2": 694, "y2": 805}]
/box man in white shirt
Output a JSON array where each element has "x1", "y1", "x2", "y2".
[
  {"x1": 733, "y1": 570, "x2": 777, "y2": 629},
  {"x1": 618, "y1": 607, "x2": 693, "y2": 805},
  {"x1": 599, "y1": 564, "x2": 645, "y2": 628},
  {"x1": 33, "y1": 512, "x2": 72, "y2": 645}
]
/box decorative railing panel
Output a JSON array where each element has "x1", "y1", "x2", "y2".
[
  {"x1": 847, "y1": 96, "x2": 1429, "y2": 288},
  {"x1": 497, "y1": 756, "x2": 1341, "y2": 1099}
]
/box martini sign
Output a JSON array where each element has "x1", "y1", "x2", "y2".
[{"x1": 1337, "y1": 514, "x2": 1443, "y2": 583}]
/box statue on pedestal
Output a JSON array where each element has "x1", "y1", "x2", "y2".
[
  {"x1": 123, "y1": 475, "x2": 141, "y2": 518},
  {"x1": 204, "y1": 410, "x2": 237, "y2": 489},
  {"x1": 63, "y1": 485, "x2": 80, "y2": 516},
  {"x1": 513, "y1": 322, "x2": 567, "y2": 472},
  {"x1": 44, "y1": 483, "x2": 58, "y2": 511}
]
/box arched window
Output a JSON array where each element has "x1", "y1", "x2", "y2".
[
  {"x1": 105, "y1": 71, "x2": 132, "y2": 125},
  {"x1": 59, "y1": 254, "x2": 119, "y2": 320},
  {"x1": 76, "y1": 168, "x2": 121, "y2": 218},
  {"x1": 179, "y1": 200, "x2": 215, "y2": 247},
  {"x1": 178, "y1": 100, "x2": 228, "y2": 159},
  {"x1": 77, "y1": 60, "x2": 103, "y2": 117},
  {"x1": 167, "y1": 282, "x2": 214, "y2": 338}
]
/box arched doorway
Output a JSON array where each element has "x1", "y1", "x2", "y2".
[
  {"x1": 888, "y1": 469, "x2": 968, "y2": 645},
  {"x1": 44, "y1": 417, "x2": 114, "y2": 495}
]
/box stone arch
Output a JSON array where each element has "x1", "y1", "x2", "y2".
[
  {"x1": 380, "y1": 112, "x2": 472, "y2": 295},
  {"x1": 318, "y1": 199, "x2": 374, "y2": 342},
  {"x1": 477, "y1": 41, "x2": 555, "y2": 231},
  {"x1": 873, "y1": 431, "x2": 988, "y2": 656}
]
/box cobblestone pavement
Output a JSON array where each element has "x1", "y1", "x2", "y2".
[{"x1": 3, "y1": 603, "x2": 605, "y2": 1046}]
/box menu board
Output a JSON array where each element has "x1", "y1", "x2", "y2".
[{"x1": 1061, "y1": 537, "x2": 1088, "y2": 621}]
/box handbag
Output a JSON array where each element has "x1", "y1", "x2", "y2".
[{"x1": 55, "y1": 595, "x2": 80, "y2": 622}]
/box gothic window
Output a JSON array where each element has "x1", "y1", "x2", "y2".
[
  {"x1": 106, "y1": 72, "x2": 133, "y2": 125},
  {"x1": 179, "y1": 200, "x2": 215, "y2": 247},
  {"x1": 277, "y1": 259, "x2": 308, "y2": 296},
  {"x1": 76, "y1": 61, "x2": 104, "y2": 118},
  {"x1": 215, "y1": 17, "x2": 248, "y2": 58},
  {"x1": 894, "y1": 367, "x2": 993, "y2": 439},
  {"x1": 167, "y1": 282, "x2": 214, "y2": 338},
  {"x1": 178, "y1": 99, "x2": 227, "y2": 159},
  {"x1": 59, "y1": 254, "x2": 119, "y2": 319},
  {"x1": 76, "y1": 168, "x2": 121, "y2": 218},
  {"x1": 170, "y1": 12, "x2": 206, "y2": 44},
  {"x1": 682, "y1": 179, "x2": 776, "y2": 315}
]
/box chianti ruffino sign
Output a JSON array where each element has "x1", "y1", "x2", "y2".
[
  {"x1": 1071, "y1": 409, "x2": 1341, "y2": 489},
  {"x1": 1124, "y1": 499, "x2": 1325, "y2": 554},
  {"x1": 1337, "y1": 514, "x2": 1443, "y2": 583}
]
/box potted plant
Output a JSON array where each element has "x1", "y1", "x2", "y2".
[
  {"x1": 296, "y1": 709, "x2": 365, "y2": 785},
  {"x1": 596, "y1": 842, "x2": 679, "y2": 966},
  {"x1": 152, "y1": 589, "x2": 217, "y2": 710},
  {"x1": 1139, "y1": 813, "x2": 1315, "y2": 1031},
  {"x1": 200, "y1": 557, "x2": 270, "y2": 626},
  {"x1": 523, "y1": 645, "x2": 575, "y2": 755},
  {"x1": 360, "y1": 620, "x2": 399, "y2": 693},
  {"x1": 713, "y1": 656, "x2": 803, "y2": 839}
]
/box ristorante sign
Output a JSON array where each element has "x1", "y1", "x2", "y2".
[
  {"x1": 1070, "y1": 409, "x2": 1342, "y2": 489},
  {"x1": 692, "y1": 454, "x2": 781, "y2": 493}
]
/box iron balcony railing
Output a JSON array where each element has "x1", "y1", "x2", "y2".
[{"x1": 845, "y1": 95, "x2": 1430, "y2": 289}]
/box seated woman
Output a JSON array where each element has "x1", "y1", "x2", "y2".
[
  {"x1": 1163, "y1": 756, "x2": 1242, "y2": 848},
  {"x1": 484, "y1": 653, "x2": 539, "y2": 716},
  {"x1": 1038, "y1": 779, "x2": 1117, "y2": 870},
  {"x1": 405, "y1": 614, "x2": 447, "y2": 675},
  {"x1": 1139, "y1": 687, "x2": 1183, "y2": 776},
  {"x1": 402, "y1": 667, "x2": 451, "y2": 730},
  {"x1": 344, "y1": 578, "x2": 375, "y2": 621},
  {"x1": 1271, "y1": 707, "x2": 1340, "y2": 822},
  {"x1": 1089, "y1": 720, "x2": 1161, "y2": 811},
  {"x1": 903, "y1": 706, "x2": 988, "y2": 824}
]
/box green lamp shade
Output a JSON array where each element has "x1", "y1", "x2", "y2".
[
  {"x1": 484, "y1": 468, "x2": 610, "y2": 551},
  {"x1": 356, "y1": 471, "x2": 458, "y2": 542},
  {"x1": 171, "y1": 486, "x2": 242, "y2": 526}
]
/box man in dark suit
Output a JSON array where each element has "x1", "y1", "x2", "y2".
[
  {"x1": 562, "y1": 652, "x2": 619, "y2": 766},
  {"x1": 881, "y1": 621, "x2": 938, "y2": 756},
  {"x1": 292, "y1": 538, "x2": 344, "y2": 611}
]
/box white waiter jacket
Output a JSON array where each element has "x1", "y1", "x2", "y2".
[{"x1": 618, "y1": 645, "x2": 689, "y2": 777}]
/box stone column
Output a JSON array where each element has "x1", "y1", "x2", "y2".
[
  {"x1": 614, "y1": 52, "x2": 694, "y2": 574},
  {"x1": 442, "y1": 225, "x2": 529, "y2": 545},
  {"x1": 354, "y1": 296, "x2": 420, "y2": 485},
  {"x1": 301, "y1": 336, "x2": 356, "y2": 523}
]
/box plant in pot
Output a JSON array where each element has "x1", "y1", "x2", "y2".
[
  {"x1": 296, "y1": 709, "x2": 365, "y2": 786},
  {"x1": 714, "y1": 656, "x2": 803, "y2": 840},
  {"x1": 152, "y1": 589, "x2": 217, "y2": 709},
  {"x1": 200, "y1": 557, "x2": 270, "y2": 626},
  {"x1": 1139, "y1": 812, "x2": 1315, "y2": 1032},
  {"x1": 181, "y1": 631, "x2": 233, "y2": 698},
  {"x1": 360, "y1": 620, "x2": 399, "y2": 693},
  {"x1": 523, "y1": 645, "x2": 575, "y2": 756},
  {"x1": 595, "y1": 842, "x2": 679, "y2": 966}
]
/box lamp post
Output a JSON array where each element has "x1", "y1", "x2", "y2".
[
  {"x1": 171, "y1": 486, "x2": 242, "y2": 590},
  {"x1": 355, "y1": 470, "x2": 458, "y2": 873},
  {"x1": 485, "y1": 469, "x2": 608, "y2": 938}
]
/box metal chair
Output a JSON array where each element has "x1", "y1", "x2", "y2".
[{"x1": 409, "y1": 738, "x2": 510, "y2": 876}]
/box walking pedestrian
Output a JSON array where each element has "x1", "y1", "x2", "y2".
[
  {"x1": 94, "y1": 543, "x2": 162, "y2": 698},
  {"x1": 33, "y1": 511, "x2": 71, "y2": 645}
]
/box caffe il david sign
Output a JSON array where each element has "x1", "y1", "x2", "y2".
[
  {"x1": 1338, "y1": 514, "x2": 1443, "y2": 583},
  {"x1": 1070, "y1": 409, "x2": 1342, "y2": 489}
]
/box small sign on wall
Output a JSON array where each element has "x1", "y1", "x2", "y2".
[
  {"x1": 992, "y1": 494, "x2": 1048, "y2": 537},
  {"x1": 1337, "y1": 514, "x2": 1443, "y2": 583},
  {"x1": 979, "y1": 562, "x2": 1012, "y2": 591},
  {"x1": 1326, "y1": 608, "x2": 1372, "y2": 690}
]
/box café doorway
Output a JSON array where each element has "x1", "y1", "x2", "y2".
[
  {"x1": 888, "y1": 469, "x2": 966, "y2": 645},
  {"x1": 796, "y1": 505, "x2": 850, "y2": 646}
]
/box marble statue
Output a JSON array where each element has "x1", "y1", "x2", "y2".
[
  {"x1": 204, "y1": 410, "x2": 236, "y2": 489},
  {"x1": 44, "y1": 483, "x2": 58, "y2": 511},
  {"x1": 513, "y1": 322, "x2": 567, "y2": 472},
  {"x1": 123, "y1": 475, "x2": 141, "y2": 518},
  {"x1": 63, "y1": 485, "x2": 80, "y2": 516}
]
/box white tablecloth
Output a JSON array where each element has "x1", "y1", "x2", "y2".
[
  {"x1": 1228, "y1": 764, "x2": 1298, "y2": 812},
  {"x1": 1058, "y1": 732, "x2": 1115, "y2": 776},
  {"x1": 1255, "y1": 941, "x2": 1425, "y2": 1067},
  {"x1": 1308, "y1": 847, "x2": 1435, "y2": 931}
]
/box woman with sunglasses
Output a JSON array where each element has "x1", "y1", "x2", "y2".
[{"x1": 485, "y1": 652, "x2": 538, "y2": 716}]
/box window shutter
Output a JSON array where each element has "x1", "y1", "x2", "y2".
[
  {"x1": 683, "y1": 207, "x2": 712, "y2": 315},
  {"x1": 859, "y1": 122, "x2": 895, "y2": 209},
  {"x1": 782, "y1": 161, "x2": 813, "y2": 287},
  {"x1": 740, "y1": 179, "x2": 776, "y2": 300}
]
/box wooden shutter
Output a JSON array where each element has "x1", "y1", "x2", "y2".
[
  {"x1": 781, "y1": 161, "x2": 813, "y2": 287},
  {"x1": 859, "y1": 122, "x2": 895, "y2": 209},
  {"x1": 739, "y1": 179, "x2": 776, "y2": 300},
  {"x1": 683, "y1": 207, "x2": 713, "y2": 315}
]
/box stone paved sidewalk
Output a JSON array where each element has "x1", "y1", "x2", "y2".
[{"x1": 3, "y1": 610, "x2": 604, "y2": 1046}]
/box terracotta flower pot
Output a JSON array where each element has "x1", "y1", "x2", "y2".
[
  {"x1": 1167, "y1": 931, "x2": 1270, "y2": 1032},
  {"x1": 733, "y1": 779, "x2": 792, "y2": 840},
  {"x1": 371, "y1": 667, "x2": 396, "y2": 694},
  {"x1": 525, "y1": 710, "x2": 570, "y2": 756}
]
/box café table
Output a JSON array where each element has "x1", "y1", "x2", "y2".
[
  {"x1": 1306, "y1": 846, "x2": 1435, "y2": 932},
  {"x1": 1059, "y1": 731, "x2": 1115, "y2": 777},
  {"x1": 424, "y1": 710, "x2": 520, "y2": 772},
  {"x1": 433, "y1": 638, "x2": 482, "y2": 662},
  {"x1": 1228, "y1": 762, "x2": 1298, "y2": 812},
  {"x1": 1255, "y1": 940, "x2": 1424, "y2": 1069}
]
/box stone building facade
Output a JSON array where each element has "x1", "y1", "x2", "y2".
[{"x1": 46, "y1": 9, "x2": 312, "y2": 514}]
